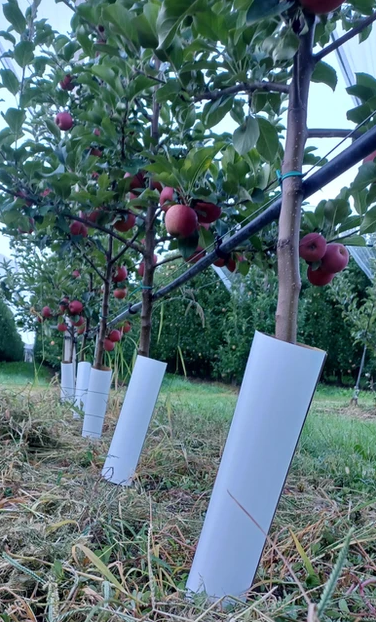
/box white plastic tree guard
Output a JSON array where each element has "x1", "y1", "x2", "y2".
[
  {"x1": 82, "y1": 368, "x2": 112, "y2": 439},
  {"x1": 102, "y1": 355, "x2": 167, "y2": 485},
  {"x1": 60, "y1": 362, "x2": 75, "y2": 402},
  {"x1": 73, "y1": 361, "x2": 92, "y2": 419},
  {"x1": 186, "y1": 331, "x2": 326, "y2": 600}
]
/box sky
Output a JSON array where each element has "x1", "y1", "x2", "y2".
[{"x1": 0, "y1": 2, "x2": 375, "y2": 343}]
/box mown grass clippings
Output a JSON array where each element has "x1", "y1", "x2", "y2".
[{"x1": 0, "y1": 377, "x2": 376, "y2": 621}]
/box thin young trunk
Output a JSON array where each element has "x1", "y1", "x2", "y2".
[
  {"x1": 94, "y1": 237, "x2": 113, "y2": 369},
  {"x1": 275, "y1": 17, "x2": 316, "y2": 343},
  {"x1": 80, "y1": 273, "x2": 93, "y2": 362},
  {"x1": 138, "y1": 59, "x2": 160, "y2": 358},
  {"x1": 138, "y1": 211, "x2": 155, "y2": 357}
]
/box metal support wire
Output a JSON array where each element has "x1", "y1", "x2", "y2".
[{"x1": 106, "y1": 123, "x2": 376, "y2": 328}]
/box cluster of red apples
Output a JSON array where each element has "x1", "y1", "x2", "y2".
[
  {"x1": 299, "y1": 233, "x2": 349, "y2": 286},
  {"x1": 103, "y1": 321, "x2": 132, "y2": 352},
  {"x1": 39, "y1": 298, "x2": 85, "y2": 333}
]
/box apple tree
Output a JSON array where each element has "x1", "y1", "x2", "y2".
[{"x1": 0, "y1": 0, "x2": 376, "y2": 369}]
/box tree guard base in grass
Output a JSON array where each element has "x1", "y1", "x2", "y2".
[
  {"x1": 60, "y1": 362, "x2": 75, "y2": 403},
  {"x1": 186, "y1": 331, "x2": 326, "y2": 601},
  {"x1": 102, "y1": 355, "x2": 167, "y2": 485},
  {"x1": 82, "y1": 368, "x2": 112, "y2": 439},
  {"x1": 73, "y1": 361, "x2": 92, "y2": 419}
]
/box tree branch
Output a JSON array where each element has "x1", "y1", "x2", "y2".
[
  {"x1": 307, "y1": 128, "x2": 362, "y2": 139},
  {"x1": 110, "y1": 229, "x2": 141, "y2": 266},
  {"x1": 63, "y1": 212, "x2": 144, "y2": 254},
  {"x1": 72, "y1": 243, "x2": 106, "y2": 281},
  {"x1": 155, "y1": 253, "x2": 182, "y2": 267},
  {"x1": 194, "y1": 81, "x2": 290, "y2": 102},
  {"x1": 315, "y1": 12, "x2": 376, "y2": 63}
]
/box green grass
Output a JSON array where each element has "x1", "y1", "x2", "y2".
[
  {"x1": 1, "y1": 376, "x2": 376, "y2": 621},
  {"x1": 0, "y1": 361, "x2": 53, "y2": 386}
]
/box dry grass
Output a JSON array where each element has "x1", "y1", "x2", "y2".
[{"x1": 0, "y1": 379, "x2": 376, "y2": 621}]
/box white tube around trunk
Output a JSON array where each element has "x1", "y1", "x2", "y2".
[
  {"x1": 102, "y1": 356, "x2": 167, "y2": 485},
  {"x1": 73, "y1": 361, "x2": 92, "y2": 419},
  {"x1": 186, "y1": 331, "x2": 326, "y2": 600},
  {"x1": 82, "y1": 368, "x2": 112, "y2": 439},
  {"x1": 60, "y1": 362, "x2": 75, "y2": 402}
]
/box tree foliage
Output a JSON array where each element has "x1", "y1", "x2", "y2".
[{"x1": 0, "y1": 298, "x2": 24, "y2": 362}]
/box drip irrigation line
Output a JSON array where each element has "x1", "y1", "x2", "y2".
[{"x1": 105, "y1": 122, "x2": 376, "y2": 328}]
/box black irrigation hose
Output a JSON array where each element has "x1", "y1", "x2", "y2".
[{"x1": 107, "y1": 123, "x2": 376, "y2": 328}]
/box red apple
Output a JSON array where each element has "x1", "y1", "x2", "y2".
[
  {"x1": 59, "y1": 297, "x2": 69, "y2": 313},
  {"x1": 60, "y1": 74, "x2": 75, "y2": 91},
  {"x1": 114, "y1": 213, "x2": 136, "y2": 232},
  {"x1": 104, "y1": 338, "x2": 115, "y2": 352},
  {"x1": 42, "y1": 306, "x2": 52, "y2": 319},
  {"x1": 41, "y1": 188, "x2": 51, "y2": 197},
  {"x1": 69, "y1": 300, "x2": 83, "y2": 315},
  {"x1": 307, "y1": 266, "x2": 335, "y2": 286},
  {"x1": 138, "y1": 254, "x2": 158, "y2": 277},
  {"x1": 57, "y1": 322, "x2": 68, "y2": 332},
  {"x1": 159, "y1": 187, "x2": 175, "y2": 210},
  {"x1": 194, "y1": 201, "x2": 222, "y2": 224},
  {"x1": 72, "y1": 316, "x2": 85, "y2": 327},
  {"x1": 70, "y1": 221, "x2": 88, "y2": 237},
  {"x1": 214, "y1": 256, "x2": 228, "y2": 267},
  {"x1": 90, "y1": 147, "x2": 102, "y2": 157},
  {"x1": 93, "y1": 128, "x2": 101, "y2": 136},
  {"x1": 122, "y1": 321, "x2": 131, "y2": 334},
  {"x1": 124, "y1": 171, "x2": 145, "y2": 194},
  {"x1": 55, "y1": 112, "x2": 73, "y2": 131},
  {"x1": 363, "y1": 150, "x2": 376, "y2": 164},
  {"x1": 165, "y1": 204, "x2": 198, "y2": 238},
  {"x1": 108, "y1": 329, "x2": 122, "y2": 343},
  {"x1": 320, "y1": 243, "x2": 349, "y2": 274},
  {"x1": 299, "y1": 233, "x2": 327, "y2": 262},
  {"x1": 77, "y1": 324, "x2": 86, "y2": 335},
  {"x1": 114, "y1": 288, "x2": 127, "y2": 299},
  {"x1": 226, "y1": 257, "x2": 237, "y2": 273},
  {"x1": 300, "y1": 0, "x2": 343, "y2": 13},
  {"x1": 72, "y1": 270, "x2": 80, "y2": 278},
  {"x1": 113, "y1": 266, "x2": 128, "y2": 283},
  {"x1": 186, "y1": 246, "x2": 206, "y2": 263}
]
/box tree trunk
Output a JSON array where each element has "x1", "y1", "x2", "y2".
[
  {"x1": 138, "y1": 58, "x2": 160, "y2": 358},
  {"x1": 138, "y1": 211, "x2": 155, "y2": 358},
  {"x1": 275, "y1": 17, "x2": 316, "y2": 343},
  {"x1": 94, "y1": 237, "x2": 113, "y2": 369}
]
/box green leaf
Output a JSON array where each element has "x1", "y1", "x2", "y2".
[
  {"x1": 133, "y1": 14, "x2": 159, "y2": 48},
  {"x1": 156, "y1": 80, "x2": 180, "y2": 103},
  {"x1": 352, "y1": 162, "x2": 376, "y2": 191},
  {"x1": 127, "y1": 74, "x2": 156, "y2": 101},
  {"x1": 360, "y1": 205, "x2": 376, "y2": 234},
  {"x1": 202, "y1": 96, "x2": 233, "y2": 129},
  {"x1": 156, "y1": 0, "x2": 205, "y2": 50},
  {"x1": 178, "y1": 231, "x2": 200, "y2": 260},
  {"x1": 324, "y1": 199, "x2": 351, "y2": 227},
  {"x1": 312, "y1": 61, "x2": 338, "y2": 91},
  {"x1": 233, "y1": 116, "x2": 259, "y2": 156},
  {"x1": 3, "y1": 1, "x2": 26, "y2": 34},
  {"x1": 247, "y1": 0, "x2": 294, "y2": 24},
  {"x1": 91, "y1": 65, "x2": 117, "y2": 91},
  {"x1": 256, "y1": 117, "x2": 279, "y2": 162},
  {"x1": 3, "y1": 107, "x2": 25, "y2": 133},
  {"x1": 45, "y1": 118, "x2": 61, "y2": 141},
  {"x1": 13, "y1": 40, "x2": 34, "y2": 68},
  {"x1": 0, "y1": 68, "x2": 19, "y2": 95},
  {"x1": 103, "y1": 4, "x2": 136, "y2": 40},
  {"x1": 0, "y1": 30, "x2": 16, "y2": 44},
  {"x1": 181, "y1": 144, "x2": 224, "y2": 187}
]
